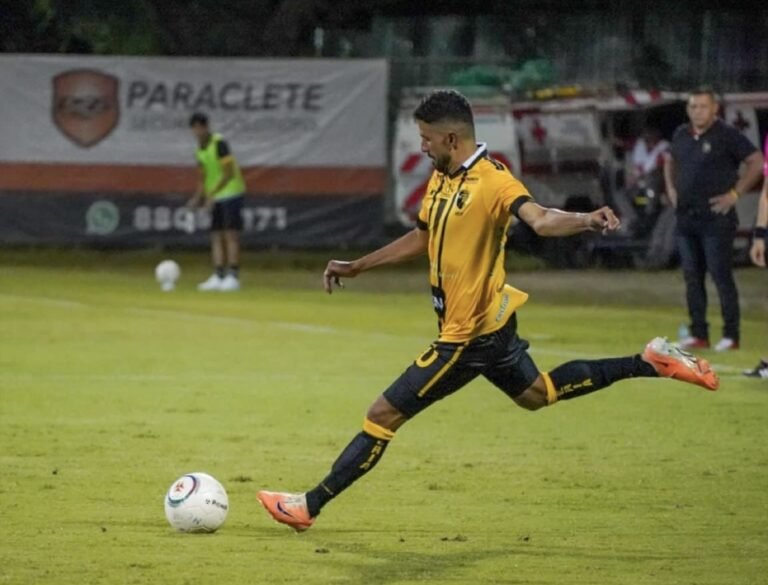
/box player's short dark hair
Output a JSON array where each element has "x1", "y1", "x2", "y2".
[
  {"x1": 689, "y1": 86, "x2": 718, "y2": 102},
  {"x1": 413, "y1": 90, "x2": 474, "y2": 129},
  {"x1": 188, "y1": 112, "x2": 209, "y2": 127}
]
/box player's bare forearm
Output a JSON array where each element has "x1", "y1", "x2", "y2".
[
  {"x1": 757, "y1": 180, "x2": 768, "y2": 227},
  {"x1": 750, "y1": 179, "x2": 768, "y2": 267},
  {"x1": 517, "y1": 202, "x2": 620, "y2": 237},
  {"x1": 187, "y1": 187, "x2": 204, "y2": 208},
  {"x1": 355, "y1": 228, "x2": 428, "y2": 272},
  {"x1": 323, "y1": 228, "x2": 428, "y2": 293},
  {"x1": 664, "y1": 156, "x2": 677, "y2": 207},
  {"x1": 736, "y1": 151, "x2": 764, "y2": 196}
]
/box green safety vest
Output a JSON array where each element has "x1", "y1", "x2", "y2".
[{"x1": 196, "y1": 133, "x2": 246, "y2": 200}]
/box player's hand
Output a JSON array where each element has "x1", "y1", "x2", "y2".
[
  {"x1": 750, "y1": 238, "x2": 766, "y2": 267},
  {"x1": 709, "y1": 191, "x2": 738, "y2": 215},
  {"x1": 185, "y1": 197, "x2": 198, "y2": 209},
  {"x1": 586, "y1": 206, "x2": 621, "y2": 234},
  {"x1": 323, "y1": 260, "x2": 360, "y2": 294}
]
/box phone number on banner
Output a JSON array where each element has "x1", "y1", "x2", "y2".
[{"x1": 133, "y1": 205, "x2": 287, "y2": 233}]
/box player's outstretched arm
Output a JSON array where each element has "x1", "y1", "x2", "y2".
[
  {"x1": 323, "y1": 228, "x2": 429, "y2": 294},
  {"x1": 750, "y1": 177, "x2": 768, "y2": 267},
  {"x1": 663, "y1": 154, "x2": 678, "y2": 208},
  {"x1": 186, "y1": 167, "x2": 206, "y2": 208},
  {"x1": 517, "y1": 201, "x2": 621, "y2": 237}
]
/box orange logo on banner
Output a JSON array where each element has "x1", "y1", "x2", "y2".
[{"x1": 52, "y1": 69, "x2": 119, "y2": 148}]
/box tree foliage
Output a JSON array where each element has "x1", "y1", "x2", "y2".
[{"x1": 0, "y1": 0, "x2": 373, "y2": 56}]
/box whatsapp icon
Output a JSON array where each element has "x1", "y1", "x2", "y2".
[{"x1": 85, "y1": 200, "x2": 120, "y2": 235}]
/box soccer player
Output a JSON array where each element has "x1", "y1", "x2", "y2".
[
  {"x1": 743, "y1": 134, "x2": 768, "y2": 379},
  {"x1": 257, "y1": 90, "x2": 719, "y2": 532},
  {"x1": 187, "y1": 112, "x2": 246, "y2": 292}
]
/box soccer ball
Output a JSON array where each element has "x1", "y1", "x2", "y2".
[
  {"x1": 155, "y1": 260, "x2": 181, "y2": 291},
  {"x1": 164, "y1": 472, "x2": 229, "y2": 533}
]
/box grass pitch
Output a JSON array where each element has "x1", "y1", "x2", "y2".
[{"x1": 1, "y1": 249, "x2": 767, "y2": 585}]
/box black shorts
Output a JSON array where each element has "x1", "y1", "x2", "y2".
[
  {"x1": 383, "y1": 314, "x2": 540, "y2": 418},
  {"x1": 211, "y1": 196, "x2": 244, "y2": 232}
]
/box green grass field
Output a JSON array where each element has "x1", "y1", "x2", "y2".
[{"x1": 2, "y1": 249, "x2": 767, "y2": 585}]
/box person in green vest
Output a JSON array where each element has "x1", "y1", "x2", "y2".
[{"x1": 187, "y1": 112, "x2": 247, "y2": 292}]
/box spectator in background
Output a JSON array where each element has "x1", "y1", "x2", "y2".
[
  {"x1": 628, "y1": 126, "x2": 669, "y2": 187},
  {"x1": 622, "y1": 126, "x2": 669, "y2": 239},
  {"x1": 187, "y1": 112, "x2": 246, "y2": 292},
  {"x1": 664, "y1": 88, "x2": 763, "y2": 351},
  {"x1": 743, "y1": 135, "x2": 768, "y2": 379}
]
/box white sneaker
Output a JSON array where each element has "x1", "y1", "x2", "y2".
[
  {"x1": 713, "y1": 337, "x2": 739, "y2": 352},
  {"x1": 219, "y1": 274, "x2": 240, "y2": 292},
  {"x1": 198, "y1": 274, "x2": 223, "y2": 291},
  {"x1": 744, "y1": 359, "x2": 768, "y2": 378}
]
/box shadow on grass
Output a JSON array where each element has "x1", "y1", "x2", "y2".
[
  {"x1": 303, "y1": 536, "x2": 699, "y2": 584},
  {"x1": 313, "y1": 539, "x2": 544, "y2": 585}
]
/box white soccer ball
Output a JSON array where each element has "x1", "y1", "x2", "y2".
[
  {"x1": 155, "y1": 260, "x2": 181, "y2": 291},
  {"x1": 164, "y1": 472, "x2": 229, "y2": 533}
]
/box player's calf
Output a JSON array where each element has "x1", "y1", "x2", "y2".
[
  {"x1": 366, "y1": 395, "x2": 408, "y2": 431},
  {"x1": 519, "y1": 352, "x2": 659, "y2": 408},
  {"x1": 512, "y1": 382, "x2": 548, "y2": 411}
]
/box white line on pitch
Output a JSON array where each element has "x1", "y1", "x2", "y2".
[
  {"x1": 0, "y1": 293, "x2": 750, "y2": 376},
  {"x1": 0, "y1": 292, "x2": 88, "y2": 309},
  {"x1": 125, "y1": 307, "x2": 337, "y2": 334}
]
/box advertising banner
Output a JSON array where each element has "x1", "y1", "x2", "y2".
[
  {"x1": 0, "y1": 192, "x2": 381, "y2": 248},
  {"x1": 0, "y1": 55, "x2": 388, "y2": 246}
]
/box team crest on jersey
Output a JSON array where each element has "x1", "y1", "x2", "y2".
[{"x1": 455, "y1": 190, "x2": 472, "y2": 213}]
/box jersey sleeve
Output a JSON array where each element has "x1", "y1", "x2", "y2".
[
  {"x1": 669, "y1": 124, "x2": 687, "y2": 159},
  {"x1": 416, "y1": 173, "x2": 438, "y2": 230},
  {"x1": 727, "y1": 127, "x2": 758, "y2": 163},
  {"x1": 486, "y1": 172, "x2": 533, "y2": 219},
  {"x1": 216, "y1": 140, "x2": 232, "y2": 159}
]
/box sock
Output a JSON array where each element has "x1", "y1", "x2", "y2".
[
  {"x1": 305, "y1": 418, "x2": 394, "y2": 517},
  {"x1": 228, "y1": 265, "x2": 239, "y2": 278},
  {"x1": 215, "y1": 265, "x2": 225, "y2": 278},
  {"x1": 545, "y1": 354, "x2": 657, "y2": 403}
]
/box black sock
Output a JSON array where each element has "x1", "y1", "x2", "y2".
[
  {"x1": 228, "y1": 265, "x2": 239, "y2": 278},
  {"x1": 215, "y1": 266, "x2": 225, "y2": 278},
  {"x1": 547, "y1": 354, "x2": 657, "y2": 402},
  {"x1": 305, "y1": 420, "x2": 393, "y2": 517}
]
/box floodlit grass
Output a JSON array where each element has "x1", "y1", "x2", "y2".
[{"x1": 1, "y1": 249, "x2": 766, "y2": 585}]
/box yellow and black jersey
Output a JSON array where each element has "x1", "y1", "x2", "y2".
[{"x1": 416, "y1": 143, "x2": 532, "y2": 342}]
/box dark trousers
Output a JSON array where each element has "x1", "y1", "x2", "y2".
[{"x1": 676, "y1": 211, "x2": 740, "y2": 342}]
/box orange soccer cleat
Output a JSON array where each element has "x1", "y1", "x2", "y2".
[
  {"x1": 257, "y1": 490, "x2": 315, "y2": 533},
  {"x1": 642, "y1": 337, "x2": 719, "y2": 391}
]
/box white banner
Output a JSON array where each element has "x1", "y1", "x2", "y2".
[
  {"x1": 723, "y1": 104, "x2": 760, "y2": 148},
  {"x1": 516, "y1": 111, "x2": 601, "y2": 153},
  {"x1": 0, "y1": 55, "x2": 387, "y2": 168}
]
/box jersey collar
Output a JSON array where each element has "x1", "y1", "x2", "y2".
[
  {"x1": 449, "y1": 143, "x2": 488, "y2": 178},
  {"x1": 689, "y1": 119, "x2": 720, "y2": 139}
]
